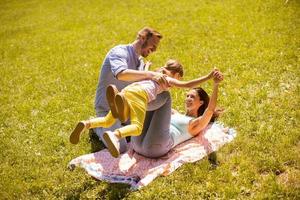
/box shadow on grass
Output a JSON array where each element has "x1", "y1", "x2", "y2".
[
  {"x1": 63, "y1": 130, "x2": 130, "y2": 199},
  {"x1": 65, "y1": 179, "x2": 131, "y2": 200},
  {"x1": 89, "y1": 129, "x2": 131, "y2": 153},
  {"x1": 96, "y1": 183, "x2": 131, "y2": 200},
  {"x1": 89, "y1": 129, "x2": 106, "y2": 153},
  {"x1": 208, "y1": 151, "x2": 219, "y2": 169}
]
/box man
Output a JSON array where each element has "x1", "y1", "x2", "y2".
[{"x1": 93, "y1": 27, "x2": 167, "y2": 153}]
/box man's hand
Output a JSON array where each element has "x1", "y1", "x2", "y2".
[{"x1": 144, "y1": 61, "x2": 152, "y2": 71}]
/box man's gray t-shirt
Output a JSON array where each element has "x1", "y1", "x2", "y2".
[{"x1": 95, "y1": 44, "x2": 145, "y2": 112}]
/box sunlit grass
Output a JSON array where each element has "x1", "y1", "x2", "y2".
[{"x1": 0, "y1": 0, "x2": 299, "y2": 199}]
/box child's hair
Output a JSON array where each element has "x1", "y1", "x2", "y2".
[{"x1": 162, "y1": 59, "x2": 184, "y2": 77}]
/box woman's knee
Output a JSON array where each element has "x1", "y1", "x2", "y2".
[
  {"x1": 159, "y1": 91, "x2": 171, "y2": 102},
  {"x1": 147, "y1": 91, "x2": 171, "y2": 111}
]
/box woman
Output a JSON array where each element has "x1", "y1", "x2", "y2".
[{"x1": 131, "y1": 73, "x2": 223, "y2": 158}]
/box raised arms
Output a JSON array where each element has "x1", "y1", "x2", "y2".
[{"x1": 187, "y1": 75, "x2": 223, "y2": 136}]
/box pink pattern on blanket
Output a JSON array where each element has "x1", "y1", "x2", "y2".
[{"x1": 68, "y1": 122, "x2": 236, "y2": 190}]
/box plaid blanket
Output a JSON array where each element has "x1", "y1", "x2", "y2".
[{"x1": 68, "y1": 122, "x2": 236, "y2": 190}]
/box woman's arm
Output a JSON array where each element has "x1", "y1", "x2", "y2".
[{"x1": 187, "y1": 79, "x2": 220, "y2": 136}]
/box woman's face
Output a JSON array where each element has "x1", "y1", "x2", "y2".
[{"x1": 185, "y1": 89, "x2": 203, "y2": 112}]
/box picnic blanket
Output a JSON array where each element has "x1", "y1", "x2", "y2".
[{"x1": 68, "y1": 122, "x2": 236, "y2": 190}]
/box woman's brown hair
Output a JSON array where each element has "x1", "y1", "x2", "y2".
[{"x1": 194, "y1": 87, "x2": 221, "y2": 122}]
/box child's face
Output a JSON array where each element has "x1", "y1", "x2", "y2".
[{"x1": 173, "y1": 72, "x2": 182, "y2": 80}]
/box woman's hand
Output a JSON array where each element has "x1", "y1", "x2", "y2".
[
  {"x1": 213, "y1": 71, "x2": 223, "y2": 83},
  {"x1": 208, "y1": 67, "x2": 219, "y2": 79}
]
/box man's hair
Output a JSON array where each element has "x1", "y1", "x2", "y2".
[
  {"x1": 164, "y1": 59, "x2": 184, "y2": 77},
  {"x1": 137, "y1": 27, "x2": 163, "y2": 40}
]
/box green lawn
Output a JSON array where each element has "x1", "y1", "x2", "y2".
[{"x1": 0, "y1": 0, "x2": 299, "y2": 199}]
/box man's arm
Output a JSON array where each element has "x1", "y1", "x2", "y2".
[
  {"x1": 109, "y1": 49, "x2": 155, "y2": 82},
  {"x1": 109, "y1": 49, "x2": 168, "y2": 87},
  {"x1": 117, "y1": 69, "x2": 169, "y2": 90},
  {"x1": 116, "y1": 69, "x2": 155, "y2": 81}
]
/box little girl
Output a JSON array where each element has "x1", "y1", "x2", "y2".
[{"x1": 70, "y1": 59, "x2": 219, "y2": 157}]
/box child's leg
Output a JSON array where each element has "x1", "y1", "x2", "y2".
[
  {"x1": 103, "y1": 108, "x2": 146, "y2": 157},
  {"x1": 70, "y1": 111, "x2": 116, "y2": 144},
  {"x1": 106, "y1": 84, "x2": 119, "y2": 118},
  {"x1": 116, "y1": 124, "x2": 141, "y2": 137},
  {"x1": 88, "y1": 111, "x2": 116, "y2": 128},
  {"x1": 102, "y1": 88, "x2": 148, "y2": 157},
  {"x1": 115, "y1": 93, "x2": 130, "y2": 123},
  {"x1": 116, "y1": 88, "x2": 148, "y2": 137},
  {"x1": 94, "y1": 110, "x2": 128, "y2": 154},
  {"x1": 102, "y1": 123, "x2": 142, "y2": 158},
  {"x1": 70, "y1": 122, "x2": 87, "y2": 144}
]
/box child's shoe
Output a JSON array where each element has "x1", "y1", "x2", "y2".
[
  {"x1": 106, "y1": 84, "x2": 119, "y2": 118},
  {"x1": 103, "y1": 131, "x2": 120, "y2": 158},
  {"x1": 115, "y1": 93, "x2": 130, "y2": 123},
  {"x1": 70, "y1": 121, "x2": 90, "y2": 144}
]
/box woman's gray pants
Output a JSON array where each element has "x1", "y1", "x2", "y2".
[
  {"x1": 131, "y1": 91, "x2": 174, "y2": 158},
  {"x1": 95, "y1": 91, "x2": 173, "y2": 157}
]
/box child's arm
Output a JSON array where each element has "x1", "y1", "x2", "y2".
[{"x1": 168, "y1": 69, "x2": 218, "y2": 88}]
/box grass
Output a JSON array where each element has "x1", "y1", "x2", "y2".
[{"x1": 0, "y1": 0, "x2": 299, "y2": 199}]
